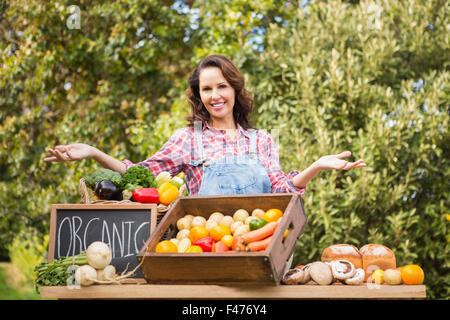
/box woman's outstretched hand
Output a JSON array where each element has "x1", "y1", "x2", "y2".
[
  {"x1": 315, "y1": 151, "x2": 366, "y2": 171},
  {"x1": 44, "y1": 143, "x2": 94, "y2": 162}
]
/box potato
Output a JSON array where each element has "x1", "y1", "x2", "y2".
[
  {"x1": 384, "y1": 269, "x2": 402, "y2": 285},
  {"x1": 230, "y1": 221, "x2": 244, "y2": 234},
  {"x1": 251, "y1": 208, "x2": 265, "y2": 219},
  {"x1": 245, "y1": 216, "x2": 258, "y2": 225},
  {"x1": 234, "y1": 224, "x2": 250, "y2": 236},
  {"x1": 209, "y1": 212, "x2": 224, "y2": 223},
  {"x1": 176, "y1": 217, "x2": 191, "y2": 230},
  {"x1": 183, "y1": 214, "x2": 194, "y2": 225},
  {"x1": 219, "y1": 215, "x2": 234, "y2": 228},
  {"x1": 176, "y1": 229, "x2": 190, "y2": 240},
  {"x1": 233, "y1": 209, "x2": 249, "y2": 222},
  {"x1": 205, "y1": 219, "x2": 218, "y2": 231},
  {"x1": 191, "y1": 216, "x2": 206, "y2": 227}
]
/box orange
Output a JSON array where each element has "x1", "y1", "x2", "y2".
[
  {"x1": 185, "y1": 245, "x2": 203, "y2": 253},
  {"x1": 401, "y1": 264, "x2": 424, "y2": 285},
  {"x1": 155, "y1": 240, "x2": 178, "y2": 253},
  {"x1": 188, "y1": 226, "x2": 209, "y2": 243},
  {"x1": 221, "y1": 234, "x2": 233, "y2": 248},
  {"x1": 209, "y1": 225, "x2": 231, "y2": 242},
  {"x1": 262, "y1": 208, "x2": 283, "y2": 223}
]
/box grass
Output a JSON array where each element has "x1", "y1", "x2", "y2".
[{"x1": 0, "y1": 263, "x2": 43, "y2": 300}]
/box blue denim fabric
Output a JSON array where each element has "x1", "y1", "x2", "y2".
[{"x1": 189, "y1": 123, "x2": 271, "y2": 196}]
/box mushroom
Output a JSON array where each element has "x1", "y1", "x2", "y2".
[
  {"x1": 298, "y1": 263, "x2": 312, "y2": 284},
  {"x1": 281, "y1": 268, "x2": 305, "y2": 285},
  {"x1": 309, "y1": 262, "x2": 334, "y2": 285},
  {"x1": 330, "y1": 260, "x2": 356, "y2": 281},
  {"x1": 345, "y1": 268, "x2": 365, "y2": 285}
]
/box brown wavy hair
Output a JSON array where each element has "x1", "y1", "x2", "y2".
[{"x1": 186, "y1": 55, "x2": 253, "y2": 130}]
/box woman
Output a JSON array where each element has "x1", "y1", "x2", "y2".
[{"x1": 44, "y1": 55, "x2": 365, "y2": 195}]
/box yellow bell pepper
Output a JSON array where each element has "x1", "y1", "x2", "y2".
[{"x1": 158, "y1": 181, "x2": 179, "y2": 205}]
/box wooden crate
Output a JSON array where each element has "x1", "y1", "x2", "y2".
[{"x1": 137, "y1": 193, "x2": 307, "y2": 285}]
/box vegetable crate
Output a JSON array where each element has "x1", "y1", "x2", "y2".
[{"x1": 137, "y1": 193, "x2": 307, "y2": 285}]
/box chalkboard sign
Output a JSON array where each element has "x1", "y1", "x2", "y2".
[{"x1": 49, "y1": 204, "x2": 157, "y2": 278}]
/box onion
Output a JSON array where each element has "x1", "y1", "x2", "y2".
[
  {"x1": 75, "y1": 265, "x2": 97, "y2": 286},
  {"x1": 86, "y1": 241, "x2": 112, "y2": 269},
  {"x1": 97, "y1": 265, "x2": 117, "y2": 281}
]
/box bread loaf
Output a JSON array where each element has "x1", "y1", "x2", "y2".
[
  {"x1": 359, "y1": 244, "x2": 396, "y2": 281},
  {"x1": 321, "y1": 244, "x2": 362, "y2": 269}
]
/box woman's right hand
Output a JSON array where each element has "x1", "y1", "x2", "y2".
[{"x1": 44, "y1": 143, "x2": 95, "y2": 162}]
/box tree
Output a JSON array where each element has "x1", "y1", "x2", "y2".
[
  {"x1": 252, "y1": 0, "x2": 449, "y2": 299},
  {"x1": 1, "y1": 0, "x2": 448, "y2": 299},
  {"x1": 0, "y1": 0, "x2": 194, "y2": 259}
]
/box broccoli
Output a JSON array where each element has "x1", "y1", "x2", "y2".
[
  {"x1": 119, "y1": 166, "x2": 157, "y2": 191},
  {"x1": 84, "y1": 168, "x2": 122, "y2": 190}
]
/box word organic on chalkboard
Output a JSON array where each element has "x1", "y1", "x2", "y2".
[{"x1": 49, "y1": 204, "x2": 157, "y2": 278}]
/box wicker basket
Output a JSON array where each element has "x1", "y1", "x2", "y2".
[{"x1": 79, "y1": 178, "x2": 186, "y2": 225}]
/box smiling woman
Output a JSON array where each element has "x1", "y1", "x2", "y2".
[
  {"x1": 186, "y1": 54, "x2": 253, "y2": 131},
  {"x1": 44, "y1": 55, "x2": 366, "y2": 197}
]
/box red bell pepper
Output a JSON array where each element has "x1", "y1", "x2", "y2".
[
  {"x1": 193, "y1": 236, "x2": 214, "y2": 252},
  {"x1": 132, "y1": 188, "x2": 159, "y2": 204}
]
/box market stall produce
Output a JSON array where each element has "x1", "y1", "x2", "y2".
[{"x1": 282, "y1": 243, "x2": 425, "y2": 287}]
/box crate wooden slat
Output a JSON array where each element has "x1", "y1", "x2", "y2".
[
  {"x1": 137, "y1": 193, "x2": 307, "y2": 285},
  {"x1": 40, "y1": 284, "x2": 426, "y2": 299}
]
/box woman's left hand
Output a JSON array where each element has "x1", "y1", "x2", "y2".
[{"x1": 315, "y1": 151, "x2": 366, "y2": 171}]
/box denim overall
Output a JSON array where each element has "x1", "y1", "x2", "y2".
[
  {"x1": 189, "y1": 123, "x2": 294, "y2": 272},
  {"x1": 189, "y1": 123, "x2": 272, "y2": 196}
]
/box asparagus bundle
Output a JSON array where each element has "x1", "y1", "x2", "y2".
[{"x1": 34, "y1": 253, "x2": 88, "y2": 288}]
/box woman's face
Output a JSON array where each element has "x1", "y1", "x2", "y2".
[{"x1": 198, "y1": 67, "x2": 236, "y2": 128}]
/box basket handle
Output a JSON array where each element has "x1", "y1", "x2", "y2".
[{"x1": 79, "y1": 178, "x2": 91, "y2": 204}]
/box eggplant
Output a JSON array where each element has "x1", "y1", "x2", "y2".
[{"x1": 95, "y1": 180, "x2": 123, "y2": 200}]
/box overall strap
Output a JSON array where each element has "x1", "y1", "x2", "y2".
[
  {"x1": 190, "y1": 120, "x2": 205, "y2": 166},
  {"x1": 248, "y1": 129, "x2": 257, "y2": 160}
]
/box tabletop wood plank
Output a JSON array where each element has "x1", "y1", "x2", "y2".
[{"x1": 41, "y1": 283, "x2": 426, "y2": 299}]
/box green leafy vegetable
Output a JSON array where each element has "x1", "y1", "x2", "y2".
[
  {"x1": 85, "y1": 169, "x2": 122, "y2": 190},
  {"x1": 34, "y1": 253, "x2": 88, "y2": 289},
  {"x1": 119, "y1": 166, "x2": 157, "y2": 191}
]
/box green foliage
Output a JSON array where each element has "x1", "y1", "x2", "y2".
[
  {"x1": 250, "y1": 0, "x2": 449, "y2": 299},
  {"x1": 0, "y1": 0, "x2": 193, "y2": 260},
  {"x1": 1, "y1": 0, "x2": 448, "y2": 299},
  {"x1": 8, "y1": 231, "x2": 49, "y2": 286},
  {"x1": 0, "y1": 266, "x2": 42, "y2": 300}
]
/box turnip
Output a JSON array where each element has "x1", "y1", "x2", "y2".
[
  {"x1": 75, "y1": 265, "x2": 97, "y2": 286},
  {"x1": 97, "y1": 265, "x2": 117, "y2": 281},
  {"x1": 86, "y1": 241, "x2": 112, "y2": 269}
]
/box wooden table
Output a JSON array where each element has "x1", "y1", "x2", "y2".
[{"x1": 41, "y1": 282, "x2": 426, "y2": 299}]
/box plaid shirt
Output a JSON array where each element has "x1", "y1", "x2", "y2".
[{"x1": 123, "y1": 122, "x2": 306, "y2": 196}]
